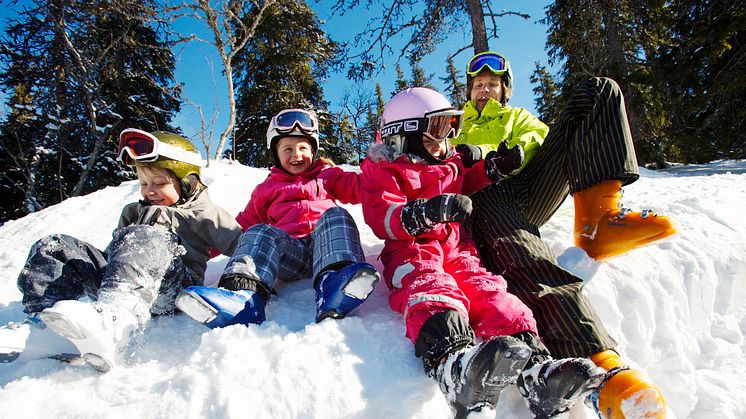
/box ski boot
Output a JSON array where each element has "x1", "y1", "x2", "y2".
[
  {"x1": 574, "y1": 180, "x2": 676, "y2": 260},
  {"x1": 588, "y1": 350, "x2": 666, "y2": 418},
  {"x1": 0, "y1": 313, "x2": 79, "y2": 363},
  {"x1": 517, "y1": 357, "x2": 606, "y2": 418},
  {"x1": 39, "y1": 300, "x2": 139, "y2": 372},
  {"x1": 314, "y1": 262, "x2": 380, "y2": 323},
  {"x1": 436, "y1": 336, "x2": 532, "y2": 419},
  {"x1": 176, "y1": 285, "x2": 266, "y2": 328}
]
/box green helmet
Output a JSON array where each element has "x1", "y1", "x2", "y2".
[{"x1": 133, "y1": 131, "x2": 201, "y2": 182}]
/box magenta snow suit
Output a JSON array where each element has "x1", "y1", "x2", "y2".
[
  {"x1": 235, "y1": 159, "x2": 360, "y2": 237},
  {"x1": 360, "y1": 144, "x2": 539, "y2": 343}
]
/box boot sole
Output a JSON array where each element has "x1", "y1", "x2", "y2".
[
  {"x1": 176, "y1": 291, "x2": 218, "y2": 325},
  {"x1": 341, "y1": 267, "x2": 380, "y2": 299},
  {"x1": 463, "y1": 337, "x2": 532, "y2": 413},
  {"x1": 83, "y1": 353, "x2": 112, "y2": 373},
  {"x1": 481, "y1": 339, "x2": 532, "y2": 388},
  {"x1": 38, "y1": 311, "x2": 115, "y2": 372},
  {"x1": 38, "y1": 311, "x2": 87, "y2": 340}
]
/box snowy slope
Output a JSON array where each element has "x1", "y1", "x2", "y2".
[{"x1": 1, "y1": 159, "x2": 745, "y2": 419}]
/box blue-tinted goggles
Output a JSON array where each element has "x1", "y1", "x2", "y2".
[
  {"x1": 466, "y1": 52, "x2": 509, "y2": 76},
  {"x1": 273, "y1": 109, "x2": 318, "y2": 135}
]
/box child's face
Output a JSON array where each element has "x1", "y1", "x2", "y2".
[
  {"x1": 471, "y1": 72, "x2": 504, "y2": 112},
  {"x1": 421, "y1": 135, "x2": 447, "y2": 158},
  {"x1": 277, "y1": 136, "x2": 314, "y2": 175},
  {"x1": 136, "y1": 166, "x2": 181, "y2": 206}
]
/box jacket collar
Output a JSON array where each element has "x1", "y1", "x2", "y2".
[
  {"x1": 269, "y1": 159, "x2": 326, "y2": 180},
  {"x1": 464, "y1": 97, "x2": 506, "y2": 121}
]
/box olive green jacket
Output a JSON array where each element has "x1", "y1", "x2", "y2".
[
  {"x1": 118, "y1": 187, "x2": 242, "y2": 278},
  {"x1": 454, "y1": 98, "x2": 549, "y2": 175}
]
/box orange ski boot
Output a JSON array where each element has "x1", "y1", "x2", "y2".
[
  {"x1": 574, "y1": 180, "x2": 676, "y2": 260},
  {"x1": 589, "y1": 350, "x2": 667, "y2": 418}
]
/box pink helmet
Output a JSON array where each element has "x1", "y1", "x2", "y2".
[{"x1": 379, "y1": 87, "x2": 464, "y2": 155}]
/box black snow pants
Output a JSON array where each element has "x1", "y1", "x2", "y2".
[{"x1": 469, "y1": 77, "x2": 638, "y2": 358}]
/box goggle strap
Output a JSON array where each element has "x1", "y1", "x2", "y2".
[{"x1": 156, "y1": 141, "x2": 205, "y2": 167}]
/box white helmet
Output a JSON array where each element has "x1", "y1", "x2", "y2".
[
  {"x1": 266, "y1": 108, "x2": 320, "y2": 166},
  {"x1": 379, "y1": 87, "x2": 464, "y2": 156}
]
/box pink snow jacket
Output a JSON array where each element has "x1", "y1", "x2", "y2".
[
  {"x1": 235, "y1": 159, "x2": 360, "y2": 238},
  {"x1": 360, "y1": 144, "x2": 538, "y2": 342},
  {"x1": 360, "y1": 144, "x2": 491, "y2": 248}
]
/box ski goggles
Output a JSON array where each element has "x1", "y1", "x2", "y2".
[
  {"x1": 117, "y1": 128, "x2": 204, "y2": 167},
  {"x1": 466, "y1": 52, "x2": 510, "y2": 76},
  {"x1": 270, "y1": 109, "x2": 319, "y2": 135},
  {"x1": 380, "y1": 108, "x2": 465, "y2": 142}
]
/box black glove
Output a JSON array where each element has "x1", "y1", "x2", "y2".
[
  {"x1": 484, "y1": 141, "x2": 524, "y2": 183},
  {"x1": 455, "y1": 144, "x2": 482, "y2": 168},
  {"x1": 400, "y1": 193, "x2": 473, "y2": 236}
]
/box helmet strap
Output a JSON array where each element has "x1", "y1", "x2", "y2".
[{"x1": 178, "y1": 174, "x2": 202, "y2": 202}]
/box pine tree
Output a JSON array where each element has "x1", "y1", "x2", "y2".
[
  {"x1": 231, "y1": 0, "x2": 339, "y2": 167},
  {"x1": 441, "y1": 57, "x2": 465, "y2": 106},
  {"x1": 652, "y1": 0, "x2": 746, "y2": 163},
  {"x1": 529, "y1": 63, "x2": 560, "y2": 126},
  {"x1": 0, "y1": 0, "x2": 180, "y2": 222}
]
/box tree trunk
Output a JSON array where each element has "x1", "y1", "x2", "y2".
[
  {"x1": 601, "y1": 1, "x2": 644, "y2": 163},
  {"x1": 215, "y1": 58, "x2": 235, "y2": 159},
  {"x1": 466, "y1": 0, "x2": 488, "y2": 53}
]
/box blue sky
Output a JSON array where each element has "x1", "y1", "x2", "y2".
[{"x1": 1, "y1": 0, "x2": 553, "y2": 157}]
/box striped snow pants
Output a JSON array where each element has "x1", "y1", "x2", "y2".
[
  {"x1": 469, "y1": 77, "x2": 639, "y2": 358},
  {"x1": 222, "y1": 206, "x2": 366, "y2": 290}
]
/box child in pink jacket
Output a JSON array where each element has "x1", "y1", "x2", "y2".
[
  {"x1": 177, "y1": 109, "x2": 380, "y2": 326},
  {"x1": 360, "y1": 88, "x2": 604, "y2": 418}
]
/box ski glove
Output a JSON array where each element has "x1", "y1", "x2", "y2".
[
  {"x1": 484, "y1": 141, "x2": 524, "y2": 183},
  {"x1": 455, "y1": 144, "x2": 482, "y2": 168},
  {"x1": 400, "y1": 193, "x2": 473, "y2": 236}
]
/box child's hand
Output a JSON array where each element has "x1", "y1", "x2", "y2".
[
  {"x1": 401, "y1": 193, "x2": 473, "y2": 236},
  {"x1": 455, "y1": 144, "x2": 482, "y2": 168},
  {"x1": 484, "y1": 141, "x2": 524, "y2": 182}
]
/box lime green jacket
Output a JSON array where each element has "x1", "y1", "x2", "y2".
[{"x1": 454, "y1": 98, "x2": 549, "y2": 175}]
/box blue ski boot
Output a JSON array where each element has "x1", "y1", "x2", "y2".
[
  {"x1": 176, "y1": 286, "x2": 266, "y2": 328},
  {"x1": 315, "y1": 262, "x2": 380, "y2": 322}
]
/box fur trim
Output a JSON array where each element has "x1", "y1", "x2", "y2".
[{"x1": 366, "y1": 143, "x2": 433, "y2": 165}]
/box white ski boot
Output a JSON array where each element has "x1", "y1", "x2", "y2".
[
  {"x1": 39, "y1": 300, "x2": 140, "y2": 372},
  {"x1": 0, "y1": 313, "x2": 79, "y2": 363}
]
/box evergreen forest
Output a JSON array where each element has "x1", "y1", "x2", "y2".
[{"x1": 1, "y1": 0, "x2": 743, "y2": 222}]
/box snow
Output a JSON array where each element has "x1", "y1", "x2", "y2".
[{"x1": 1, "y1": 159, "x2": 745, "y2": 419}]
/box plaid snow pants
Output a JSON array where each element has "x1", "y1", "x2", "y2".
[
  {"x1": 469, "y1": 77, "x2": 638, "y2": 358},
  {"x1": 222, "y1": 206, "x2": 366, "y2": 289},
  {"x1": 17, "y1": 225, "x2": 198, "y2": 317}
]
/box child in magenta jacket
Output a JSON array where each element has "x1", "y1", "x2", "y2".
[
  {"x1": 360, "y1": 88, "x2": 604, "y2": 418},
  {"x1": 177, "y1": 109, "x2": 380, "y2": 327}
]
